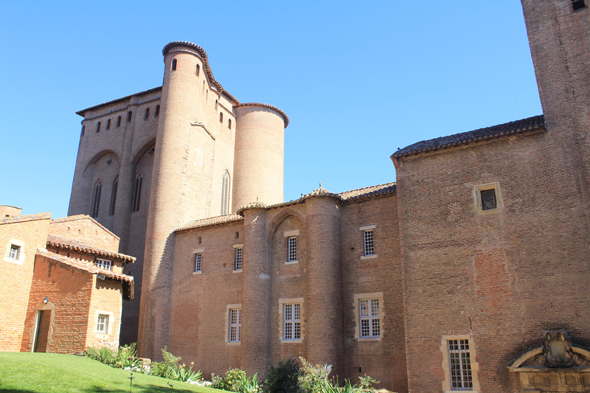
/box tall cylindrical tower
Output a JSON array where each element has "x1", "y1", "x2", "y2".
[
  {"x1": 233, "y1": 104, "x2": 289, "y2": 211},
  {"x1": 138, "y1": 42, "x2": 210, "y2": 359}
]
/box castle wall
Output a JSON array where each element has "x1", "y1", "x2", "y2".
[{"x1": 0, "y1": 214, "x2": 51, "y2": 351}]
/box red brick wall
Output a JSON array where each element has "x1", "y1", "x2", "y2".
[
  {"x1": 86, "y1": 277, "x2": 124, "y2": 350},
  {"x1": 0, "y1": 214, "x2": 51, "y2": 351}
]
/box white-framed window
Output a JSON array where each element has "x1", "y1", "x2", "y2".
[
  {"x1": 359, "y1": 298, "x2": 380, "y2": 338},
  {"x1": 97, "y1": 314, "x2": 109, "y2": 334},
  {"x1": 228, "y1": 308, "x2": 241, "y2": 343},
  {"x1": 283, "y1": 303, "x2": 301, "y2": 340},
  {"x1": 288, "y1": 237, "x2": 297, "y2": 262},
  {"x1": 441, "y1": 335, "x2": 480, "y2": 392},
  {"x1": 94, "y1": 258, "x2": 112, "y2": 271},
  {"x1": 194, "y1": 253, "x2": 202, "y2": 273},
  {"x1": 234, "y1": 247, "x2": 243, "y2": 271},
  {"x1": 363, "y1": 230, "x2": 374, "y2": 256},
  {"x1": 9, "y1": 244, "x2": 20, "y2": 260}
]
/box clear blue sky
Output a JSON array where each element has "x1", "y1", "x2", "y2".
[{"x1": 0, "y1": 1, "x2": 541, "y2": 219}]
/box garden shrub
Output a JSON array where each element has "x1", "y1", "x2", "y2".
[
  {"x1": 298, "y1": 357, "x2": 331, "y2": 393},
  {"x1": 211, "y1": 368, "x2": 258, "y2": 393},
  {"x1": 261, "y1": 358, "x2": 302, "y2": 393}
]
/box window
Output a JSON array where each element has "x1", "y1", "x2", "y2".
[
  {"x1": 97, "y1": 314, "x2": 109, "y2": 334},
  {"x1": 127, "y1": 111, "x2": 132, "y2": 122},
  {"x1": 220, "y1": 112, "x2": 223, "y2": 123},
  {"x1": 144, "y1": 107, "x2": 150, "y2": 120},
  {"x1": 155, "y1": 105, "x2": 160, "y2": 117},
  {"x1": 363, "y1": 230, "x2": 374, "y2": 256},
  {"x1": 132, "y1": 173, "x2": 142, "y2": 213},
  {"x1": 480, "y1": 189, "x2": 496, "y2": 211},
  {"x1": 171, "y1": 58, "x2": 177, "y2": 71},
  {"x1": 228, "y1": 119, "x2": 232, "y2": 129},
  {"x1": 109, "y1": 177, "x2": 118, "y2": 216},
  {"x1": 448, "y1": 339, "x2": 473, "y2": 390},
  {"x1": 228, "y1": 308, "x2": 241, "y2": 343},
  {"x1": 95, "y1": 258, "x2": 112, "y2": 271},
  {"x1": 234, "y1": 247, "x2": 243, "y2": 271},
  {"x1": 221, "y1": 171, "x2": 230, "y2": 215},
  {"x1": 91, "y1": 180, "x2": 102, "y2": 218},
  {"x1": 117, "y1": 116, "x2": 121, "y2": 127},
  {"x1": 8, "y1": 245, "x2": 20, "y2": 260},
  {"x1": 194, "y1": 253, "x2": 202, "y2": 273},
  {"x1": 196, "y1": 64, "x2": 200, "y2": 76},
  {"x1": 106, "y1": 119, "x2": 111, "y2": 130},
  {"x1": 288, "y1": 237, "x2": 297, "y2": 262},
  {"x1": 81, "y1": 125, "x2": 85, "y2": 136},
  {"x1": 215, "y1": 99, "x2": 218, "y2": 109},
  {"x1": 283, "y1": 303, "x2": 301, "y2": 340},
  {"x1": 96, "y1": 121, "x2": 101, "y2": 133},
  {"x1": 359, "y1": 298, "x2": 380, "y2": 338},
  {"x1": 573, "y1": 0, "x2": 586, "y2": 11}
]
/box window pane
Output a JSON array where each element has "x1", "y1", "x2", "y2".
[{"x1": 480, "y1": 189, "x2": 497, "y2": 210}]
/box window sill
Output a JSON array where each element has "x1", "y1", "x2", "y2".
[
  {"x1": 444, "y1": 391, "x2": 477, "y2": 393},
  {"x1": 285, "y1": 260, "x2": 298, "y2": 265},
  {"x1": 226, "y1": 341, "x2": 241, "y2": 345},
  {"x1": 281, "y1": 339, "x2": 303, "y2": 344},
  {"x1": 476, "y1": 207, "x2": 502, "y2": 216},
  {"x1": 233, "y1": 269, "x2": 243, "y2": 273},
  {"x1": 3, "y1": 256, "x2": 23, "y2": 265},
  {"x1": 358, "y1": 336, "x2": 381, "y2": 342},
  {"x1": 193, "y1": 271, "x2": 202, "y2": 275},
  {"x1": 360, "y1": 255, "x2": 377, "y2": 260}
]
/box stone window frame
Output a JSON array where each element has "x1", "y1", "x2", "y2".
[
  {"x1": 4, "y1": 238, "x2": 25, "y2": 265},
  {"x1": 233, "y1": 244, "x2": 243, "y2": 273},
  {"x1": 193, "y1": 249, "x2": 204, "y2": 275},
  {"x1": 353, "y1": 292, "x2": 383, "y2": 341},
  {"x1": 95, "y1": 310, "x2": 114, "y2": 335},
  {"x1": 278, "y1": 297, "x2": 304, "y2": 344},
  {"x1": 473, "y1": 182, "x2": 503, "y2": 215},
  {"x1": 360, "y1": 225, "x2": 377, "y2": 260},
  {"x1": 441, "y1": 335, "x2": 481, "y2": 393},
  {"x1": 284, "y1": 230, "x2": 299, "y2": 264},
  {"x1": 225, "y1": 304, "x2": 242, "y2": 345}
]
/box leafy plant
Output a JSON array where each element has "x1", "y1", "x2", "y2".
[
  {"x1": 234, "y1": 372, "x2": 259, "y2": 393},
  {"x1": 211, "y1": 368, "x2": 258, "y2": 392},
  {"x1": 150, "y1": 347, "x2": 182, "y2": 379},
  {"x1": 357, "y1": 375, "x2": 379, "y2": 391},
  {"x1": 84, "y1": 346, "x2": 116, "y2": 366},
  {"x1": 171, "y1": 363, "x2": 203, "y2": 383},
  {"x1": 298, "y1": 357, "x2": 331, "y2": 393},
  {"x1": 114, "y1": 343, "x2": 140, "y2": 369},
  {"x1": 261, "y1": 358, "x2": 303, "y2": 393}
]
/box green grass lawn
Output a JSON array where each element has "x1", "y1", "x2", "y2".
[{"x1": 0, "y1": 352, "x2": 222, "y2": 393}]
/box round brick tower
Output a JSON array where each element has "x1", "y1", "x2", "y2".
[
  {"x1": 138, "y1": 42, "x2": 212, "y2": 359},
  {"x1": 233, "y1": 104, "x2": 289, "y2": 211}
]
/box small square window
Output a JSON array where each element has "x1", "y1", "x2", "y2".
[
  {"x1": 573, "y1": 0, "x2": 586, "y2": 11},
  {"x1": 474, "y1": 183, "x2": 502, "y2": 214},
  {"x1": 97, "y1": 314, "x2": 109, "y2": 334},
  {"x1": 480, "y1": 189, "x2": 497, "y2": 210},
  {"x1": 194, "y1": 253, "x2": 202, "y2": 273},
  {"x1": 9, "y1": 245, "x2": 20, "y2": 260}
]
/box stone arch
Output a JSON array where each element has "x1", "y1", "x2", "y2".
[
  {"x1": 266, "y1": 207, "x2": 306, "y2": 244},
  {"x1": 131, "y1": 139, "x2": 156, "y2": 166},
  {"x1": 80, "y1": 151, "x2": 120, "y2": 220}
]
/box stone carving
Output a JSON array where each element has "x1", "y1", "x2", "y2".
[{"x1": 542, "y1": 330, "x2": 590, "y2": 368}]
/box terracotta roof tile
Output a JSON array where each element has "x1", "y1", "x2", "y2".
[
  {"x1": 175, "y1": 214, "x2": 244, "y2": 233},
  {"x1": 392, "y1": 115, "x2": 545, "y2": 159},
  {"x1": 46, "y1": 235, "x2": 135, "y2": 263},
  {"x1": 338, "y1": 182, "x2": 397, "y2": 201},
  {"x1": 76, "y1": 87, "x2": 162, "y2": 117},
  {"x1": 235, "y1": 102, "x2": 289, "y2": 128}
]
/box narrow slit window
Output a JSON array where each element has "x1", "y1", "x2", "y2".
[
  {"x1": 81, "y1": 125, "x2": 85, "y2": 136},
  {"x1": 228, "y1": 119, "x2": 232, "y2": 129},
  {"x1": 196, "y1": 64, "x2": 200, "y2": 76},
  {"x1": 155, "y1": 105, "x2": 160, "y2": 118},
  {"x1": 106, "y1": 119, "x2": 111, "y2": 130},
  {"x1": 220, "y1": 112, "x2": 223, "y2": 123},
  {"x1": 448, "y1": 339, "x2": 473, "y2": 390},
  {"x1": 127, "y1": 111, "x2": 132, "y2": 122},
  {"x1": 480, "y1": 189, "x2": 497, "y2": 210},
  {"x1": 171, "y1": 58, "x2": 177, "y2": 71},
  {"x1": 288, "y1": 237, "x2": 297, "y2": 262},
  {"x1": 109, "y1": 177, "x2": 118, "y2": 216},
  {"x1": 144, "y1": 107, "x2": 150, "y2": 120},
  {"x1": 96, "y1": 122, "x2": 101, "y2": 133},
  {"x1": 572, "y1": 0, "x2": 586, "y2": 11},
  {"x1": 132, "y1": 173, "x2": 143, "y2": 213},
  {"x1": 91, "y1": 180, "x2": 102, "y2": 218},
  {"x1": 234, "y1": 248, "x2": 243, "y2": 271},
  {"x1": 117, "y1": 116, "x2": 122, "y2": 127},
  {"x1": 228, "y1": 308, "x2": 241, "y2": 342},
  {"x1": 221, "y1": 171, "x2": 230, "y2": 215},
  {"x1": 283, "y1": 303, "x2": 301, "y2": 340},
  {"x1": 194, "y1": 253, "x2": 202, "y2": 272}
]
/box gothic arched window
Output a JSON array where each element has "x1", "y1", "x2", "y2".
[
  {"x1": 91, "y1": 180, "x2": 102, "y2": 218},
  {"x1": 221, "y1": 171, "x2": 231, "y2": 215},
  {"x1": 109, "y1": 177, "x2": 118, "y2": 216},
  {"x1": 132, "y1": 173, "x2": 143, "y2": 213}
]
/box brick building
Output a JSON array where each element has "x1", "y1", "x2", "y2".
[
  {"x1": 66, "y1": 0, "x2": 590, "y2": 391},
  {"x1": 0, "y1": 209, "x2": 134, "y2": 354}
]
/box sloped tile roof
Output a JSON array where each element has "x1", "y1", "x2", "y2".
[
  {"x1": 175, "y1": 214, "x2": 244, "y2": 233},
  {"x1": 235, "y1": 103, "x2": 290, "y2": 128},
  {"x1": 338, "y1": 182, "x2": 397, "y2": 201},
  {"x1": 392, "y1": 115, "x2": 545, "y2": 159},
  {"x1": 46, "y1": 235, "x2": 135, "y2": 263}
]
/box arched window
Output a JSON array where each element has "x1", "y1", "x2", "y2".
[
  {"x1": 155, "y1": 105, "x2": 160, "y2": 118},
  {"x1": 132, "y1": 173, "x2": 143, "y2": 213},
  {"x1": 221, "y1": 171, "x2": 230, "y2": 215},
  {"x1": 228, "y1": 119, "x2": 232, "y2": 129},
  {"x1": 220, "y1": 112, "x2": 223, "y2": 123},
  {"x1": 196, "y1": 64, "x2": 200, "y2": 76},
  {"x1": 91, "y1": 180, "x2": 102, "y2": 218},
  {"x1": 171, "y1": 59, "x2": 177, "y2": 71},
  {"x1": 109, "y1": 177, "x2": 118, "y2": 216},
  {"x1": 117, "y1": 116, "x2": 122, "y2": 127}
]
